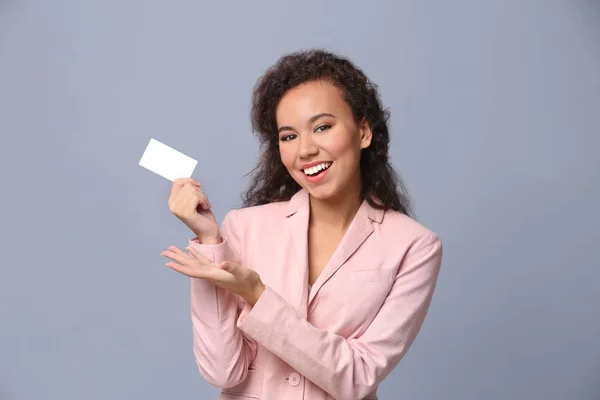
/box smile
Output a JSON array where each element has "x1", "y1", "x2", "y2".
[{"x1": 303, "y1": 162, "x2": 333, "y2": 176}]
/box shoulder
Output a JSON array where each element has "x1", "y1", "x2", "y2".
[
  {"x1": 378, "y1": 209, "x2": 442, "y2": 250},
  {"x1": 374, "y1": 210, "x2": 443, "y2": 272}
]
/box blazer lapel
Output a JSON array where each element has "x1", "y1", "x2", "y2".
[
  {"x1": 285, "y1": 189, "x2": 311, "y2": 316},
  {"x1": 308, "y1": 200, "x2": 375, "y2": 305},
  {"x1": 285, "y1": 189, "x2": 385, "y2": 309}
]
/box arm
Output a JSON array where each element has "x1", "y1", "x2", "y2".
[
  {"x1": 236, "y1": 234, "x2": 443, "y2": 400},
  {"x1": 187, "y1": 209, "x2": 258, "y2": 388}
]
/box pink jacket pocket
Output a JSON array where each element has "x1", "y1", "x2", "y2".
[{"x1": 348, "y1": 268, "x2": 393, "y2": 282}]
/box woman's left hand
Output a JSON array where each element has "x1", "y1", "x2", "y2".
[{"x1": 160, "y1": 245, "x2": 265, "y2": 306}]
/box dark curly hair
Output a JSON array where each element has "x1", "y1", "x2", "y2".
[{"x1": 242, "y1": 49, "x2": 413, "y2": 216}]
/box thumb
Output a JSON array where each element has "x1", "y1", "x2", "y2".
[{"x1": 219, "y1": 261, "x2": 237, "y2": 274}]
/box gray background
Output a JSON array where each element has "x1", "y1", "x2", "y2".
[{"x1": 1, "y1": 0, "x2": 599, "y2": 399}]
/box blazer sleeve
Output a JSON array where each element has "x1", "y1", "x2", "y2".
[
  {"x1": 187, "y1": 209, "x2": 258, "y2": 389},
  {"x1": 235, "y1": 233, "x2": 443, "y2": 400}
]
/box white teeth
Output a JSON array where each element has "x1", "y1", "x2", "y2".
[{"x1": 303, "y1": 162, "x2": 332, "y2": 176}]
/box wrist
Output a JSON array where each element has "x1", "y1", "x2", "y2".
[
  {"x1": 246, "y1": 281, "x2": 265, "y2": 307},
  {"x1": 196, "y1": 235, "x2": 221, "y2": 244}
]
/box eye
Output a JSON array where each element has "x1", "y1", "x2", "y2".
[
  {"x1": 280, "y1": 134, "x2": 297, "y2": 141},
  {"x1": 315, "y1": 124, "x2": 331, "y2": 133}
]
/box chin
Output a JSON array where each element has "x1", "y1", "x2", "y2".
[
  {"x1": 289, "y1": 169, "x2": 346, "y2": 201},
  {"x1": 304, "y1": 183, "x2": 340, "y2": 201}
]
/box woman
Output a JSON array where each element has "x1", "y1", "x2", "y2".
[{"x1": 160, "y1": 49, "x2": 443, "y2": 400}]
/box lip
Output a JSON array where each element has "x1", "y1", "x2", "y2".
[
  {"x1": 304, "y1": 162, "x2": 332, "y2": 184},
  {"x1": 300, "y1": 160, "x2": 333, "y2": 170}
]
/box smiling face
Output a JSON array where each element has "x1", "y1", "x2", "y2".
[{"x1": 276, "y1": 80, "x2": 372, "y2": 201}]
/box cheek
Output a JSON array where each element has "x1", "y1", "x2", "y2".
[
  {"x1": 279, "y1": 145, "x2": 296, "y2": 170},
  {"x1": 324, "y1": 131, "x2": 359, "y2": 160}
]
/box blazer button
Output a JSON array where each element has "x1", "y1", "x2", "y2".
[{"x1": 288, "y1": 372, "x2": 300, "y2": 386}]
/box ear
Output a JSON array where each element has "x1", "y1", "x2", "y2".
[{"x1": 359, "y1": 118, "x2": 372, "y2": 149}]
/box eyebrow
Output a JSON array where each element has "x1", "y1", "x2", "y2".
[{"x1": 277, "y1": 112, "x2": 337, "y2": 134}]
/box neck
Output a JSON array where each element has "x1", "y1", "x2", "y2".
[{"x1": 308, "y1": 183, "x2": 363, "y2": 232}]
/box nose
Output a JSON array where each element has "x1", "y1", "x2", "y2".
[{"x1": 298, "y1": 134, "x2": 318, "y2": 159}]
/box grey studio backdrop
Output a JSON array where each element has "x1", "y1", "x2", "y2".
[{"x1": 1, "y1": 1, "x2": 599, "y2": 399}]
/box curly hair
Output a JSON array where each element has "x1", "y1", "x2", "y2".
[{"x1": 242, "y1": 49, "x2": 413, "y2": 216}]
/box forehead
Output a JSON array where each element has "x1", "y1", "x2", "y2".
[{"x1": 275, "y1": 80, "x2": 350, "y2": 123}]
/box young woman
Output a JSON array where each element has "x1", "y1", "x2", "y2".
[{"x1": 160, "y1": 49, "x2": 443, "y2": 400}]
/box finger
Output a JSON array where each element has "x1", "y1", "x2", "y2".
[
  {"x1": 218, "y1": 261, "x2": 244, "y2": 279},
  {"x1": 179, "y1": 184, "x2": 210, "y2": 211},
  {"x1": 165, "y1": 262, "x2": 199, "y2": 278},
  {"x1": 220, "y1": 261, "x2": 234, "y2": 272},
  {"x1": 173, "y1": 178, "x2": 201, "y2": 187},
  {"x1": 198, "y1": 188, "x2": 212, "y2": 209},
  {"x1": 191, "y1": 186, "x2": 211, "y2": 210},
  {"x1": 183, "y1": 188, "x2": 209, "y2": 212},
  {"x1": 166, "y1": 261, "x2": 227, "y2": 281},
  {"x1": 169, "y1": 183, "x2": 197, "y2": 213},
  {"x1": 185, "y1": 246, "x2": 212, "y2": 263},
  {"x1": 161, "y1": 247, "x2": 192, "y2": 265},
  {"x1": 168, "y1": 245, "x2": 188, "y2": 256},
  {"x1": 171, "y1": 178, "x2": 202, "y2": 199}
]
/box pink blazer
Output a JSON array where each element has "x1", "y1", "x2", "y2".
[{"x1": 187, "y1": 188, "x2": 443, "y2": 400}]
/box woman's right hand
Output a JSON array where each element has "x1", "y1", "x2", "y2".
[{"x1": 168, "y1": 178, "x2": 220, "y2": 243}]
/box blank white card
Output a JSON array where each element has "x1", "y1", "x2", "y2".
[{"x1": 138, "y1": 138, "x2": 198, "y2": 182}]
